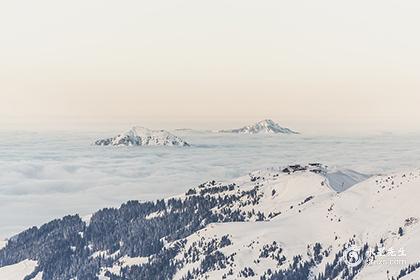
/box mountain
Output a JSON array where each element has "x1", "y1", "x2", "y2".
[
  {"x1": 95, "y1": 126, "x2": 190, "y2": 147},
  {"x1": 219, "y1": 119, "x2": 299, "y2": 134},
  {"x1": 1, "y1": 164, "x2": 420, "y2": 280}
]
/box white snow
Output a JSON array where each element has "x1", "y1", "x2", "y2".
[
  {"x1": 400, "y1": 269, "x2": 420, "y2": 280},
  {"x1": 119, "y1": 255, "x2": 149, "y2": 267},
  {"x1": 81, "y1": 214, "x2": 92, "y2": 226},
  {"x1": 97, "y1": 255, "x2": 149, "y2": 278},
  {"x1": 170, "y1": 168, "x2": 420, "y2": 280},
  {"x1": 90, "y1": 250, "x2": 108, "y2": 259},
  {"x1": 33, "y1": 271, "x2": 43, "y2": 280},
  {"x1": 219, "y1": 119, "x2": 298, "y2": 134},
  {"x1": 95, "y1": 126, "x2": 190, "y2": 146},
  {"x1": 325, "y1": 168, "x2": 370, "y2": 192},
  {"x1": 145, "y1": 210, "x2": 165, "y2": 220},
  {"x1": 0, "y1": 260, "x2": 37, "y2": 280},
  {"x1": 1, "y1": 166, "x2": 419, "y2": 280},
  {"x1": 0, "y1": 240, "x2": 6, "y2": 250}
]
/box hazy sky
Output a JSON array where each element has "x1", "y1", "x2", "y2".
[{"x1": 1, "y1": 0, "x2": 419, "y2": 133}]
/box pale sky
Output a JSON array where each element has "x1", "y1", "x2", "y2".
[{"x1": 0, "y1": 0, "x2": 419, "y2": 133}]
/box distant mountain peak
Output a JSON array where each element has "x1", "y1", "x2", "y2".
[
  {"x1": 219, "y1": 119, "x2": 299, "y2": 134},
  {"x1": 95, "y1": 126, "x2": 190, "y2": 147},
  {"x1": 259, "y1": 118, "x2": 276, "y2": 124}
]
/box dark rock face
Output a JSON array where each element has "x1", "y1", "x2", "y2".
[{"x1": 95, "y1": 138, "x2": 113, "y2": 146}]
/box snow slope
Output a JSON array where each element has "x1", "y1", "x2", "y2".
[
  {"x1": 95, "y1": 126, "x2": 190, "y2": 146},
  {"x1": 94, "y1": 164, "x2": 382, "y2": 280},
  {"x1": 219, "y1": 119, "x2": 299, "y2": 134},
  {"x1": 0, "y1": 260, "x2": 38, "y2": 280},
  {"x1": 2, "y1": 164, "x2": 420, "y2": 280},
  {"x1": 169, "y1": 169, "x2": 420, "y2": 280},
  {"x1": 325, "y1": 168, "x2": 370, "y2": 192}
]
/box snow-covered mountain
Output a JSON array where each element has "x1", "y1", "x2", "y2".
[
  {"x1": 1, "y1": 164, "x2": 420, "y2": 280},
  {"x1": 95, "y1": 126, "x2": 190, "y2": 147},
  {"x1": 219, "y1": 119, "x2": 299, "y2": 134}
]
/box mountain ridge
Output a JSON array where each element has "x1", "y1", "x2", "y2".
[
  {"x1": 95, "y1": 126, "x2": 190, "y2": 147},
  {"x1": 219, "y1": 119, "x2": 299, "y2": 134},
  {"x1": 1, "y1": 165, "x2": 419, "y2": 280}
]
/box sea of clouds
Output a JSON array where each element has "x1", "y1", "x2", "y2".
[{"x1": 1, "y1": 130, "x2": 420, "y2": 238}]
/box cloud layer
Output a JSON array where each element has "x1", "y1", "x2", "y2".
[{"x1": 1, "y1": 131, "x2": 419, "y2": 238}]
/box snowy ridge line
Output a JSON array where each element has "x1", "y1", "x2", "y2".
[
  {"x1": 1, "y1": 165, "x2": 420, "y2": 280},
  {"x1": 95, "y1": 126, "x2": 190, "y2": 147},
  {"x1": 218, "y1": 119, "x2": 299, "y2": 134}
]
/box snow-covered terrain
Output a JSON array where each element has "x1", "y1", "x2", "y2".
[
  {"x1": 169, "y1": 167, "x2": 420, "y2": 280},
  {"x1": 325, "y1": 168, "x2": 369, "y2": 192},
  {"x1": 1, "y1": 164, "x2": 419, "y2": 279},
  {"x1": 219, "y1": 119, "x2": 298, "y2": 134},
  {"x1": 0, "y1": 260, "x2": 39, "y2": 280},
  {"x1": 95, "y1": 126, "x2": 190, "y2": 146},
  {"x1": 2, "y1": 131, "x2": 420, "y2": 247}
]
